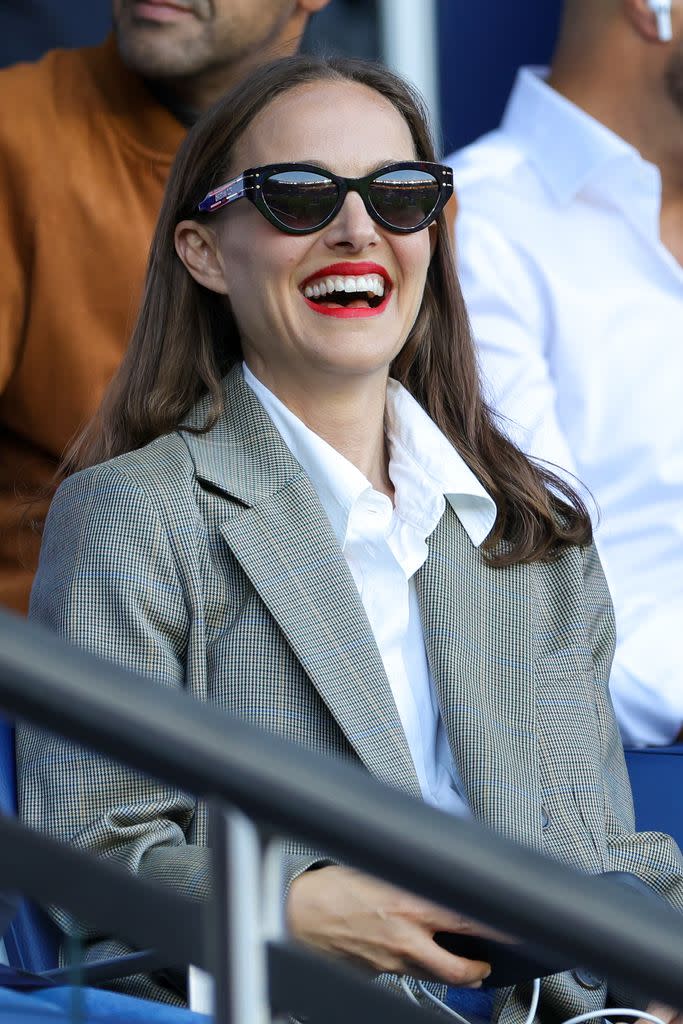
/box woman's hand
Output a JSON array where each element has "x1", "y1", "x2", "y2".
[
  {"x1": 286, "y1": 865, "x2": 493, "y2": 986},
  {"x1": 626, "y1": 1003, "x2": 683, "y2": 1024}
]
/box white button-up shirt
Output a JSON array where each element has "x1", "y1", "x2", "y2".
[
  {"x1": 449, "y1": 67, "x2": 683, "y2": 747},
  {"x1": 243, "y1": 362, "x2": 497, "y2": 815}
]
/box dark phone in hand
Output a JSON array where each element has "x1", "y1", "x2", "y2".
[
  {"x1": 433, "y1": 931, "x2": 569, "y2": 988},
  {"x1": 434, "y1": 871, "x2": 666, "y2": 989}
]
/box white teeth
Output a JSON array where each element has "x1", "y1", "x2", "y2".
[{"x1": 303, "y1": 273, "x2": 387, "y2": 300}]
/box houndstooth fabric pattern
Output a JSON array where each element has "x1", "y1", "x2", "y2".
[{"x1": 17, "y1": 366, "x2": 683, "y2": 1020}]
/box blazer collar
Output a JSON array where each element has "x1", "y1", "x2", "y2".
[
  {"x1": 180, "y1": 365, "x2": 304, "y2": 506},
  {"x1": 180, "y1": 366, "x2": 423, "y2": 797}
]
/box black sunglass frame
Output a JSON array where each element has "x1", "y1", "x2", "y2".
[{"x1": 196, "y1": 161, "x2": 454, "y2": 235}]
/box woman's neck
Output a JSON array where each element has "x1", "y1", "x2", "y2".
[{"x1": 247, "y1": 362, "x2": 394, "y2": 499}]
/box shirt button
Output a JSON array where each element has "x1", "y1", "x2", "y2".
[
  {"x1": 541, "y1": 807, "x2": 551, "y2": 830},
  {"x1": 572, "y1": 967, "x2": 604, "y2": 990}
]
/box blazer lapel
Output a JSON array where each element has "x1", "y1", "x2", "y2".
[
  {"x1": 416, "y1": 508, "x2": 543, "y2": 850},
  {"x1": 182, "y1": 367, "x2": 422, "y2": 798}
]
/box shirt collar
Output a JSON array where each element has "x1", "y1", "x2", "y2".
[
  {"x1": 242, "y1": 363, "x2": 497, "y2": 549},
  {"x1": 385, "y1": 380, "x2": 497, "y2": 546},
  {"x1": 502, "y1": 66, "x2": 659, "y2": 208}
]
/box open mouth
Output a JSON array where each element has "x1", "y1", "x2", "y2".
[
  {"x1": 299, "y1": 264, "x2": 393, "y2": 318},
  {"x1": 303, "y1": 273, "x2": 386, "y2": 310}
]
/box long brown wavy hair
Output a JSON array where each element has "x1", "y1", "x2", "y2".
[{"x1": 62, "y1": 54, "x2": 591, "y2": 565}]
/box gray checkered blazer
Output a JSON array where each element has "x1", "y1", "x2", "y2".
[{"x1": 17, "y1": 366, "x2": 683, "y2": 1020}]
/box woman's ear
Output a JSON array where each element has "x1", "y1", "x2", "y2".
[{"x1": 174, "y1": 220, "x2": 228, "y2": 295}]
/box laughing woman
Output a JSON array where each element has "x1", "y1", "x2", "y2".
[{"x1": 17, "y1": 55, "x2": 683, "y2": 1021}]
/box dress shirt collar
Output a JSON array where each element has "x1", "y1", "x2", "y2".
[
  {"x1": 242, "y1": 363, "x2": 496, "y2": 549},
  {"x1": 384, "y1": 379, "x2": 496, "y2": 546},
  {"x1": 502, "y1": 67, "x2": 660, "y2": 212}
]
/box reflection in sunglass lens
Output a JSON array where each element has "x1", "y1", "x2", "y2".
[
  {"x1": 369, "y1": 168, "x2": 439, "y2": 228},
  {"x1": 261, "y1": 170, "x2": 339, "y2": 230}
]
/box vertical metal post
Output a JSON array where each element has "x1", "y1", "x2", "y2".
[
  {"x1": 207, "y1": 802, "x2": 271, "y2": 1024},
  {"x1": 261, "y1": 838, "x2": 287, "y2": 1024},
  {"x1": 378, "y1": 0, "x2": 442, "y2": 149},
  {"x1": 206, "y1": 802, "x2": 230, "y2": 1024}
]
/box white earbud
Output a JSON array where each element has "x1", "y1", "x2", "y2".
[{"x1": 647, "y1": 0, "x2": 673, "y2": 42}]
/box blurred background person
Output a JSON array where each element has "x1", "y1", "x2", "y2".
[
  {"x1": 449, "y1": 0, "x2": 683, "y2": 748},
  {"x1": 0, "y1": 0, "x2": 378, "y2": 69},
  {"x1": 0, "y1": 0, "x2": 329, "y2": 616}
]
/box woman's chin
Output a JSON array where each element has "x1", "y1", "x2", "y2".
[{"x1": 299, "y1": 345, "x2": 401, "y2": 381}]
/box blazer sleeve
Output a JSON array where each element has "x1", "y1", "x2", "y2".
[
  {"x1": 581, "y1": 542, "x2": 683, "y2": 907},
  {"x1": 16, "y1": 463, "x2": 213, "y2": 931},
  {"x1": 17, "y1": 462, "x2": 326, "y2": 937}
]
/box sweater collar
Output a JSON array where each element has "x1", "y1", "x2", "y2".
[{"x1": 81, "y1": 33, "x2": 186, "y2": 161}]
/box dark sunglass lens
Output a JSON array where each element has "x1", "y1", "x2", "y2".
[
  {"x1": 261, "y1": 170, "x2": 338, "y2": 230},
  {"x1": 369, "y1": 168, "x2": 440, "y2": 229}
]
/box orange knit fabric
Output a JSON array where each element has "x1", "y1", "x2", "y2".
[{"x1": 0, "y1": 36, "x2": 186, "y2": 613}]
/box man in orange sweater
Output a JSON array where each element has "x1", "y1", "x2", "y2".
[{"x1": 0, "y1": 0, "x2": 329, "y2": 614}]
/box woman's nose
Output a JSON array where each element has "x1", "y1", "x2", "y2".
[{"x1": 322, "y1": 191, "x2": 380, "y2": 251}]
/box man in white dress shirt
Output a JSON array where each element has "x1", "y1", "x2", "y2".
[{"x1": 448, "y1": 0, "x2": 683, "y2": 747}]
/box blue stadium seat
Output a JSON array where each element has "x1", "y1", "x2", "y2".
[
  {"x1": 625, "y1": 745, "x2": 683, "y2": 849},
  {"x1": 0, "y1": 715, "x2": 61, "y2": 972},
  {"x1": 1, "y1": 718, "x2": 208, "y2": 1020}
]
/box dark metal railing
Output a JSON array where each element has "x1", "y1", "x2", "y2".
[
  {"x1": 2, "y1": 606, "x2": 683, "y2": 1016},
  {"x1": 0, "y1": 813, "x2": 204, "y2": 971}
]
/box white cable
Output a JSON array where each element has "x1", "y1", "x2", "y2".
[
  {"x1": 410, "y1": 976, "x2": 540, "y2": 1024},
  {"x1": 400, "y1": 976, "x2": 420, "y2": 1004},
  {"x1": 416, "y1": 979, "x2": 477, "y2": 1024},
  {"x1": 563, "y1": 1010, "x2": 668, "y2": 1024},
  {"x1": 400, "y1": 976, "x2": 476, "y2": 1023},
  {"x1": 401, "y1": 974, "x2": 477, "y2": 1023},
  {"x1": 403, "y1": 972, "x2": 667, "y2": 1024},
  {"x1": 522, "y1": 978, "x2": 541, "y2": 1024}
]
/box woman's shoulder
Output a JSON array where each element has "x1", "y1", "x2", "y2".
[
  {"x1": 526, "y1": 537, "x2": 613, "y2": 629},
  {"x1": 54, "y1": 430, "x2": 196, "y2": 519}
]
